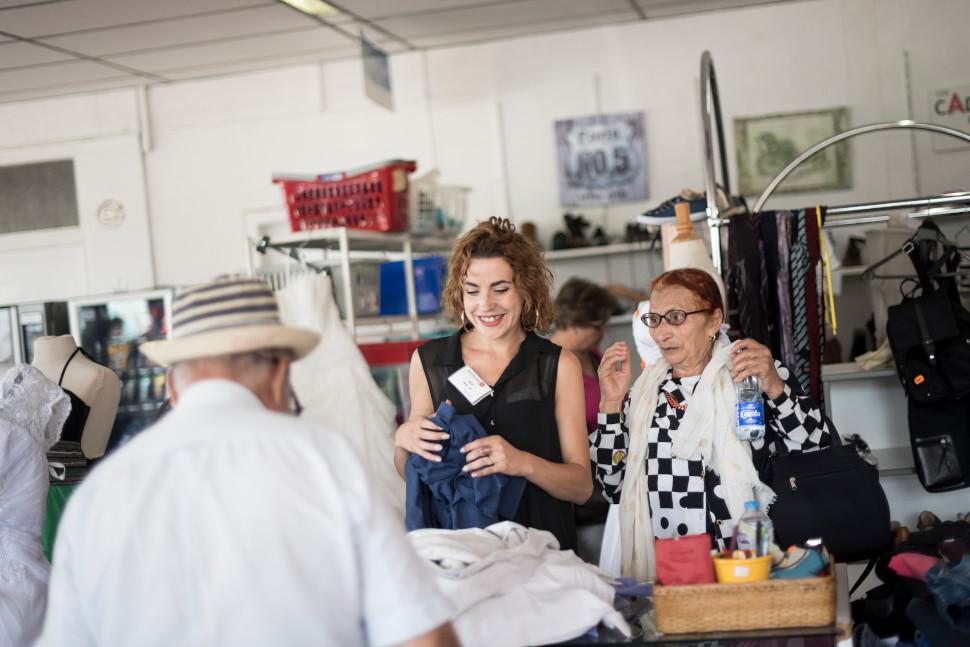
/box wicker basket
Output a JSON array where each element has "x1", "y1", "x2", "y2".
[{"x1": 652, "y1": 572, "x2": 836, "y2": 634}]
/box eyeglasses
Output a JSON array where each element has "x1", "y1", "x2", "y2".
[{"x1": 640, "y1": 308, "x2": 713, "y2": 328}]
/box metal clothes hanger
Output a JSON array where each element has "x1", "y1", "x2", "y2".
[
  {"x1": 255, "y1": 236, "x2": 331, "y2": 275},
  {"x1": 863, "y1": 223, "x2": 970, "y2": 281}
]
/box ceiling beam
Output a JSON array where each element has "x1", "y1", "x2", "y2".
[{"x1": 629, "y1": 0, "x2": 647, "y2": 20}]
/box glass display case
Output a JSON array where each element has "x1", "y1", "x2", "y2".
[
  {"x1": 68, "y1": 289, "x2": 173, "y2": 453},
  {"x1": 18, "y1": 302, "x2": 70, "y2": 363},
  {"x1": 0, "y1": 301, "x2": 70, "y2": 376}
]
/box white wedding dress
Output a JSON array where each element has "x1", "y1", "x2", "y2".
[
  {"x1": 0, "y1": 365, "x2": 69, "y2": 646},
  {"x1": 276, "y1": 274, "x2": 404, "y2": 516}
]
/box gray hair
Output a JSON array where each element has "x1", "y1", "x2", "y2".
[{"x1": 169, "y1": 349, "x2": 294, "y2": 394}]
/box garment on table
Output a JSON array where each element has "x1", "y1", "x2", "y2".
[
  {"x1": 923, "y1": 555, "x2": 970, "y2": 632},
  {"x1": 418, "y1": 330, "x2": 577, "y2": 550},
  {"x1": 37, "y1": 379, "x2": 452, "y2": 647},
  {"x1": 275, "y1": 274, "x2": 404, "y2": 516},
  {"x1": 409, "y1": 522, "x2": 629, "y2": 647},
  {"x1": 591, "y1": 359, "x2": 830, "y2": 575},
  {"x1": 0, "y1": 365, "x2": 70, "y2": 647},
  {"x1": 406, "y1": 401, "x2": 526, "y2": 531}
]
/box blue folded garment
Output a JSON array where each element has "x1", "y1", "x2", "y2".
[{"x1": 405, "y1": 401, "x2": 527, "y2": 531}]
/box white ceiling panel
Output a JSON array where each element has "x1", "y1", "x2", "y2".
[
  {"x1": 0, "y1": 59, "x2": 127, "y2": 93},
  {"x1": 0, "y1": 0, "x2": 802, "y2": 105},
  {"x1": 339, "y1": 0, "x2": 515, "y2": 19},
  {"x1": 0, "y1": 0, "x2": 57, "y2": 7},
  {"x1": 104, "y1": 27, "x2": 354, "y2": 74},
  {"x1": 374, "y1": 0, "x2": 636, "y2": 40},
  {"x1": 636, "y1": 0, "x2": 786, "y2": 19},
  {"x1": 409, "y1": 10, "x2": 640, "y2": 49},
  {"x1": 0, "y1": 40, "x2": 74, "y2": 69},
  {"x1": 159, "y1": 46, "x2": 359, "y2": 81},
  {"x1": 0, "y1": 75, "x2": 132, "y2": 102},
  {"x1": 38, "y1": 4, "x2": 316, "y2": 56},
  {"x1": 0, "y1": 0, "x2": 273, "y2": 38}
]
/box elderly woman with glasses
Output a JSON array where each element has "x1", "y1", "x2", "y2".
[{"x1": 591, "y1": 268, "x2": 831, "y2": 581}]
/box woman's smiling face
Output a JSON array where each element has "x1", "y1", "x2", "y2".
[{"x1": 462, "y1": 257, "x2": 524, "y2": 338}]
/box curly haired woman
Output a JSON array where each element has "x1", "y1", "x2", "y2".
[{"x1": 393, "y1": 218, "x2": 591, "y2": 550}]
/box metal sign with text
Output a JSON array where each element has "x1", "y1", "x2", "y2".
[
  {"x1": 929, "y1": 84, "x2": 970, "y2": 152},
  {"x1": 554, "y1": 111, "x2": 648, "y2": 207}
]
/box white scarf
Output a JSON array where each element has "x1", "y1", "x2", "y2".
[{"x1": 619, "y1": 340, "x2": 775, "y2": 582}]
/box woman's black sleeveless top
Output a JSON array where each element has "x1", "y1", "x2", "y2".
[{"x1": 418, "y1": 330, "x2": 577, "y2": 550}]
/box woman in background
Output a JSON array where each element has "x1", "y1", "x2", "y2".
[{"x1": 549, "y1": 277, "x2": 617, "y2": 562}]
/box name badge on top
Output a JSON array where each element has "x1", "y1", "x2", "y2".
[{"x1": 447, "y1": 366, "x2": 494, "y2": 406}]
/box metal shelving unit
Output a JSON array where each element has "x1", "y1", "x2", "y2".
[{"x1": 247, "y1": 227, "x2": 454, "y2": 340}]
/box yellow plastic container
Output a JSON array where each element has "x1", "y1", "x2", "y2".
[{"x1": 713, "y1": 555, "x2": 772, "y2": 583}]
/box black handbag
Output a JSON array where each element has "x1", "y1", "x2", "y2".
[
  {"x1": 884, "y1": 220, "x2": 970, "y2": 492},
  {"x1": 764, "y1": 430, "x2": 892, "y2": 563}
]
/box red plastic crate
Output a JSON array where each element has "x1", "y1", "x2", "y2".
[
  {"x1": 274, "y1": 159, "x2": 417, "y2": 233},
  {"x1": 358, "y1": 339, "x2": 427, "y2": 366}
]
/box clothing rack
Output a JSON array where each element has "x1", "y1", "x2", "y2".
[{"x1": 697, "y1": 54, "x2": 970, "y2": 271}]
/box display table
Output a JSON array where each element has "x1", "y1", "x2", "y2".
[{"x1": 549, "y1": 565, "x2": 852, "y2": 646}]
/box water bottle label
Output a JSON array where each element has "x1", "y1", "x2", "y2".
[{"x1": 736, "y1": 401, "x2": 764, "y2": 427}]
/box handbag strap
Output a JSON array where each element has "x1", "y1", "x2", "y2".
[
  {"x1": 911, "y1": 299, "x2": 938, "y2": 365},
  {"x1": 849, "y1": 557, "x2": 879, "y2": 596}
]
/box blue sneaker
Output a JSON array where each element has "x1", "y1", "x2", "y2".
[{"x1": 638, "y1": 188, "x2": 744, "y2": 225}]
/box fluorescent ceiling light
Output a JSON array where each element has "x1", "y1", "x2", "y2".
[{"x1": 279, "y1": 0, "x2": 340, "y2": 17}]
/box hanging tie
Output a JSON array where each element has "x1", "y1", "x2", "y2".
[{"x1": 816, "y1": 206, "x2": 837, "y2": 335}]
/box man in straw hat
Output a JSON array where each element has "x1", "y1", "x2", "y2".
[{"x1": 39, "y1": 278, "x2": 457, "y2": 647}]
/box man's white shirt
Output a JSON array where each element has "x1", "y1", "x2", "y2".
[{"x1": 38, "y1": 379, "x2": 451, "y2": 647}]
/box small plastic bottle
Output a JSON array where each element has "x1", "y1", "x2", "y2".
[
  {"x1": 734, "y1": 500, "x2": 774, "y2": 557},
  {"x1": 735, "y1": 375, "x2": 765, "y2": 441}
]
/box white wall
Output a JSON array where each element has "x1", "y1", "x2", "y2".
[
  {"x1": 0, "y1": 0, "x2": 969, "y2": 295},
  {"x1": 0, "y1": 90, "x2": 155, "y2": 302}
]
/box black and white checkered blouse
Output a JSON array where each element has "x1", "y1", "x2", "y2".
[{"x1": 590, "y1": 361, "x2": 830, "y2": 549}]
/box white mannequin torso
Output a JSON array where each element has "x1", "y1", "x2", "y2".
[{"x1": 31, "y1": 335, "x2": 121, "y2": 459}]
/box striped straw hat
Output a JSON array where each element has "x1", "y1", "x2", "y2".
[{"x1": 140, "y1": 277, "x2": 320, "y2": 367}]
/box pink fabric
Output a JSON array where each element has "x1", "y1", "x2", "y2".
[
  {"x1": 889, "y1": 553, "x2": 942, "y2": 582},
  {"x1": 583, "y1": 351, "x2": 603, "y2": 433}
]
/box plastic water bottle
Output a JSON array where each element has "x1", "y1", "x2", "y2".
[
  {"x1": 734, "y1": 500, "x2": 774, "y2": 557},
  {"x1": 735, "y1": 375, "x2": 765, "y2": 442}
]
